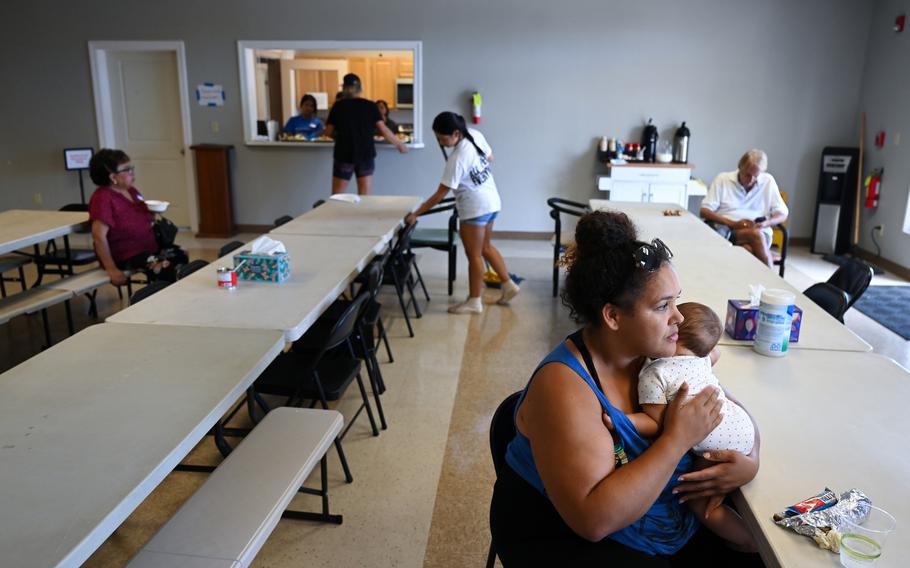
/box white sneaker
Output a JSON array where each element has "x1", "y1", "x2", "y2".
[
  {"x1": 498, "y1": 280, "x2": 521, "y2": 305},
  {"x1": 448, "y1": 297, "x2": 483, "y2": 314}
]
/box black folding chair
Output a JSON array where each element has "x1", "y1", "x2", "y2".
[
  {"x1": 252, "y1": 291, "x2": 377, "y2": 483},
  {"x1": 486, "y1": 391, "x2": 522, "y2": 568},
  {"x1": 218, "y1": 240, "x2": 245, "y2": 258},
  {"x1": 129, "y1": 281, "x2": 170, "y2": 304},
  {"x1": 803, "y1": 282, "x2": 850, "y2": 323},
  {"x1": 547, "y1": 198, "x2": 589, "y2": 297},
  {"x1": 826, "y1": 258, "x2": 874, "y2": 313},
  {"x1": 409, "y1": 197, "x2": 459, "y2": 296},
  {"x1": 33, "y1": 204, "x2": 97, "y2": 286},
  {"x1": 274, "y1": 215, "x2": 294, "y2": 227},
  {"x1": 380, "y1": 223, "x2": 424, "y2": 337},
  {"x1": 176, "y1": 259, "x2": 209, "y2": 280}
]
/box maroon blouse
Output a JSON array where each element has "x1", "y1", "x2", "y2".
[{"x1": 88, "y1": 186, "x2": 158, "y2": 263}]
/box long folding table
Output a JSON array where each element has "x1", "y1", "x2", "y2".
[
  {"x1": 269, "y1": 195, "x2": 421, "y2": 244},
  {"x1": 108, "y1": 234, "x2": 386, "y2": 342},
  {"x1": 715, "y1": 346, "x2": 909, "y2": 568},
  {"x1": 0, "y1": 323, "x2": 285, "y2": 568},
  {"x1": 0, "y1": 209, "x2": 89, "y2": 256}
]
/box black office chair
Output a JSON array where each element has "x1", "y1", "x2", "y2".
[
  {"x1": 274, "y1": 215, "x2": 294, "y2": 227},
  {"x1": 410, "y1": 197, "x2": 459, "y2": 296},
  {"x1": 803, "y1": 282, "x2": 850, "y2": 323},
  {"x1": 218, "y1": 240, "x2": 245, "y2": 258},
  {"x1": 129, "y1": 281, "x2": 170, "y2": 304},
  {"x1": 33, "y1": 204, "x2": 97, "y2": 286},
  {"x1": 486, "y1": 391, "x2": 522, "y2": 568},
  {"x1": 826, "y1": 258, "x2": 874, "y2": 312},
  {"x1": 547, "y1": 198, "x2": 589, "y2": 297},
  {"x1": 252, "y1": 291, "x2": 377, "y2": 483},
  {"x1": 176, "y1": 259, "x2": 209, "y2": 280}
]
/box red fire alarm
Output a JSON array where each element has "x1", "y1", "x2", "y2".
[
  {"x1": 895, "y1": 14, "x2": 905, "y2": 33},
  {"x1": 875, "y1": 131, "x2": 886, "y2": 149}
]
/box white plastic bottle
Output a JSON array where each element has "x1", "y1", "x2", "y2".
[{"x1": 753, "y1": 289, "x2": 796, "y2": 357}]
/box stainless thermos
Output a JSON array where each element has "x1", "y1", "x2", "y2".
[{"x1": 673, "y1": 122, "x2": 690, "y2": 163}]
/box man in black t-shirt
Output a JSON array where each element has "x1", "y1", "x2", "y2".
[{"x1": 325, "y1": 73, "x2": 408, "y2": 195}]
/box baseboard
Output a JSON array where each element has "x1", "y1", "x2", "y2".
[
  {"x1": 492, "y1": 231, "x2": 551, "y2": 240},
  {"x1": 236, "y1": 224, "x2": 273, "y2": 233},
  {"x1": 851, "y1": 247, "x2": 910, "y2": 281}
]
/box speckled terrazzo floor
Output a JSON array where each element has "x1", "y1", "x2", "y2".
[{"x1": 1, "y1": 233, "x2": 906, "y2": 568}]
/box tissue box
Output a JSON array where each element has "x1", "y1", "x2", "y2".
[
  {"x1": 725, "y1": 300, "x2": 802, "y2": 342},
  {"x1": 233, "y1": 251, "x2": 290, "y2": 283}
]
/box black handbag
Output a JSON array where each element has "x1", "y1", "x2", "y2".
[{"x1": 153, "y1": 215, "x2": 179, "y2": 249}]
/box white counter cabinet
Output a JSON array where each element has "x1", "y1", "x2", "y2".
[{"x1": 596, "y1": 163, "x2": 704, "y2": 207}]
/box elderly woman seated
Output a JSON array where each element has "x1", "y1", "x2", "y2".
[{"x1": 88, "y1": 148, "x2": 187, "y2": 284}]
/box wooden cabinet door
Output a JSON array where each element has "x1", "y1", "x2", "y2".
[
  {"x1": 348, "y1": 58, "x2": 370, "y2": 99},
  {"x1": 371, "y1": 59, "x2": 396, "y2": 106},
  {"x1": 609, "y1": 182, "x2": 648, "y2": 203},
  {"x1": 648, "y1": 184, "x2": 686, "y2": 207},
  {"x1": 399, "y1": 60, "x2": 414, "y2": 78}
]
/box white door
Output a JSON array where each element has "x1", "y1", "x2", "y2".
[{"x1": 106, "y1": 51, "x2": 190, "y2": 226}]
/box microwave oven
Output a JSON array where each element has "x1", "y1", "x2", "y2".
[{"x1": 395, "y1": 78, "x2": 413, "y2": 109}]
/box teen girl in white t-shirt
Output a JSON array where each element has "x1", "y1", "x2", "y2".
[{"x1": 405, "y1": 112, "x2": 519, "y2": 314}]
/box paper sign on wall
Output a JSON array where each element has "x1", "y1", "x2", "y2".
[
  {"x1": 64, "y1": 148, "x2": 93, "y2": 170},
  {"x1": 196, "y1": 83, "x2": 225, "y2": 107}
]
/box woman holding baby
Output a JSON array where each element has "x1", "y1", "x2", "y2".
[{"x1": 490, "y1": 210, "x2": 763, "y2": 566}]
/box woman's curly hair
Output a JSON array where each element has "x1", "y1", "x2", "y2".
[{"x1": 559, "y1": 210, "x2": 669, "y2": 324}]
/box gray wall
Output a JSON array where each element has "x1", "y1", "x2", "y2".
[
  {"x1": 856, "y1": 0, "x2": 910, "y2": 268},
  {"x1": 0, "y1": 0, "x2": 872, "y2": 236}
]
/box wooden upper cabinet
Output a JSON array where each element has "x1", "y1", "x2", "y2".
[
  {"x1": 371, "y1": 60, "x2": 396, "y2": 107},
  {"x1": 348, "y1": 58, "x2": 370, "y2": 99},
  {"x1": 398, "y1": 60, "x2": 413, "y2": 78}
]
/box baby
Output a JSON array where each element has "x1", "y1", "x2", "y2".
[{"x1": 632, "y1": 302, "x2": 756, "y2": 552}]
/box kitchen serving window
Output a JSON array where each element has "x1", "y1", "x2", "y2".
[{"x1": 237, "y1": 40, "x2": 423, "y2": 147}]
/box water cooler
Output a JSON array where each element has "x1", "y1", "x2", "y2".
[{"x1": 810, "y1": 147, "x2": 860, "y2": 255}]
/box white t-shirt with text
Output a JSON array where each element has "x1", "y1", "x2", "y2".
[{"x1": 439, "y1": 129, "x2": 502, "y2": 220}]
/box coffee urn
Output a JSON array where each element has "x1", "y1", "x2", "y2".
[
  {"x1": 641, "y1": 118, "x2": 658, "y2": 163},
  {"x1": 673, "y1": 122, "x2": 690, "y2": 163}
]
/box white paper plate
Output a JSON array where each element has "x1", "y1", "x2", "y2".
[{"x1": 145, "y1": 200, "x2": 170, "y2": 213}]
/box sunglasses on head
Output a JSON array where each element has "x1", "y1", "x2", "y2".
[{"x1": 633, "y1": 238, "x2": 673, "y2": 271}]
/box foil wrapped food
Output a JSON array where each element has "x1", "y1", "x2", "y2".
[{"x1": 774, "y1": 488, "x2": 871, "y2": 552}]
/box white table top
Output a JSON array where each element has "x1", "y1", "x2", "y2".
[
  {"x1": 0, "y1": 209, "x2": 89, "y2": 255},
  {"x1": 672, "y1": 245, "x2": 870, "y2": 352},
  {"x1": 270, "y1": 195, "x2": 420, "y2": 244},
  {"x1": 714, "y1": 347, "x2": 910, "y2": 568},
  {"x1": 589, "y1": 200, "x2": 870, "y2": 352},
  {"x1": 589, "y1": 200, "x2": 730, "y2": 248},
  {"x1": 108, "y1": 234, "x2": 385, "y2": 342},
  {"x1": 0, "y1": 323, "x2": 285, "y2": 568}
]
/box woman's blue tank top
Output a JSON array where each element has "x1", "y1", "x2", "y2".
[{"x1": 504, "y1": 339, "x2": 698, "y2": 555}]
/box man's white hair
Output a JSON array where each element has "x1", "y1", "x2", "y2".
[{"x1": 738, "y1": 149, "x2": 768, "y2": 172}]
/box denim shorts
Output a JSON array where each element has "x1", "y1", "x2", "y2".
[
  {"x1": 333, "y1": 158, "x2": 375, "y2": 180},
  {"x1": 462, "y1": 211, "x2": 499, "y2": 226}
]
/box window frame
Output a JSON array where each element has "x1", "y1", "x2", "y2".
[{"x1": 236, "y1": 40, "x2": 424, "y2": 148}]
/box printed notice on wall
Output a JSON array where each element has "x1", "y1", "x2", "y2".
[{"x1": 196, "y1": 83, "x2": 225, "y2": 107}]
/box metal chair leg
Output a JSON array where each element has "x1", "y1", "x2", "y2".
[
  {"x1": 64, "y1": 300, "x2": 75, "y2": 336},
  {"x1": 377, "y1": 317, "x2": 394, "y2": 363}
]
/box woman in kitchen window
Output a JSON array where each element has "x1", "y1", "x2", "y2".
[
  {"x1": 283, "y1": 94, "x2": 324, "y2": 140},
  {"x1": 405, "y1": 111, "x2": 519, "y2": 314}
]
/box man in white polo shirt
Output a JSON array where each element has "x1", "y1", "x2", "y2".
[{"x1": 700, "y1": 149, "x2": 788, "y2": 267}]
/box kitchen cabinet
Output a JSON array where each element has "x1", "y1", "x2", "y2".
[{"x1": 597, "y1": 163, "x2": 702, "y2": 207}]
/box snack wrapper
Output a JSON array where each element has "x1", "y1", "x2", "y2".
[{"x1": 774, "y1": 488, "x2": 871, "y2": 552}]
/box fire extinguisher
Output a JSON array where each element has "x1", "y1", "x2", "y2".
[
  {"x1": 864, "y1": 168, "x2": 882, "y2": 208},
  {"x1": 471, "y1": 91, "x2": 482, "y2": 124}
]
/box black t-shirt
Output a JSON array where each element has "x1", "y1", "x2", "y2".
[{"x1": 327, "y1": 98, "x2": 383, "y2": 163}]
